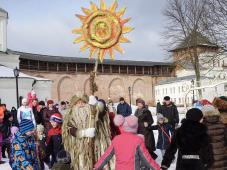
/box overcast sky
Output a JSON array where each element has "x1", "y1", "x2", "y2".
[{"x1": 0, "y1": 0, "x2": 169, "y2": 61}]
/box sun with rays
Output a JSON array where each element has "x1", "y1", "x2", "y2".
[{"x1": 73, "y1": 0, "x2": 133, "y2": 62}]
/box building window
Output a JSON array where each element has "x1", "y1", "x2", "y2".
[
  {"x1": 112, "y1": 65, "x2": 119, "y2": 73},
  {"x1": 136, "y1": 66, "x2": 143, "y2": 74},
  {"x1": 144, "y1": 67, "x2": 150, "y2": 75},
  {"x1": 77, "y1": 63, "x2": 85, "y2": 72},
  {"x1": 120, "y1": 66, "x2": 127, "y2": 74},
  {"x1": 103, "y1": 65, "x2": 111, "y2": 73},
  {"x1": 49, "y1": 62, "x2": 57, "y2": 71},
  {"x1": 179, "y1": 98, "x2": 181, "y2": 104},
  {"x1": 178, "y1": 87, "x2": 181, "y2": 93},
  {"x1": 58, "y1": 63, "x2": 66, "y2": 72},
  {"x1": 68, "y1": 63, "x2": 77, "y2": 72}
]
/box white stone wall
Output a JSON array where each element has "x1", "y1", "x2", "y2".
[
  {"x1": 0, "y1": 10, "x2": 7, "y2": 52},
  {"x1": 0, "y1": 78, "x2": 52, "y2": 109},
  {"x1": 0, "y1": 53, "x2": 20, "y2": 69}
]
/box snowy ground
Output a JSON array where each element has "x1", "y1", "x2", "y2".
[{"x1": 0, "y1": 107, "x2": 186, "y2": 170}]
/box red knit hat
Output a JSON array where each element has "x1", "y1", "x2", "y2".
[
  {"x1": 47, "y1": 100, "x2": 54, "y2": 105},
  {"x1": 50, "y1": 113, "x2": 63, "y2": 123}
]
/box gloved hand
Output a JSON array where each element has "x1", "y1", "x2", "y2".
[
  {"x1": 89, "y1": 96, "x2": 98, "y2": 106},
  {"x1": 82, "y1": 128, "x2": 96, "y2": 138},
  {"x1": 69, "y1": 127, "x2": 77, "y2": 137}
]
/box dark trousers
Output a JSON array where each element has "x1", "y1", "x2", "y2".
[{"x1": 2, "y1": 142, "x2": 10, "y2": 157}]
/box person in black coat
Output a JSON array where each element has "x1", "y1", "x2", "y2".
[
  {"x1": 134, "y1": 98, "x2": 157, "y2": 160},
  {"x1": 11, "y1": 107, "x2": 19, "y2": 127},
  {"x1": 117, "y1": 97, "x2": 132, "y2": 117},
  {"x1": 161, "y1": 108, "x2": 214, "y2": 170},
  {"x1": 159, "y1": 96, "x2": 179, "y2": 135},
  {"x1": 32, "y1": 99, "x2": 43, "y2": 124}
]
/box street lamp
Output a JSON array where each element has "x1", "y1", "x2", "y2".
[
  {"x1": 191, "y1": 79, "x2": 195, "y2": 104},
  {"x1": 13, "y1": 67, "x2": 20, "y2": 108},
  {"x1": 128, "y1": 86, "x2": 132, "y2": 107}
]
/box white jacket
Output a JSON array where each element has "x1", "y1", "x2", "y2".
[{"x1": 17, "y1": 106, "x2": 36, "y2": 126}]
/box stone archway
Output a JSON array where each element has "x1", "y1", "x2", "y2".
[
  {"x1": 57, "y1": 76, "x2": 74, "y2": 101},
  {"x1": 132, "y1": 79, "x2": 146, "y2": 104},
  {"x1": 109, "y1": 78, "x2": 125, "y2": 103}
]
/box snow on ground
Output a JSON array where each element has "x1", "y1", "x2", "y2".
[{"x1": 0, "y1": 106, "x2": 186, "y2": 170}]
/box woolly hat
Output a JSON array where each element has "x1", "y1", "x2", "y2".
[
  {"x1": 50, "y1": 113, "x2": 63, "y2": 124},
  {"x1": 47, "y1": 100, "x2": 54, "y2": 105},
  {"x1": 157, "y1": 113, "x2": 164, "y2": 121},
  {"x1": 186, "y1": 108, "x2": 203, "y2": 122},
  {"x1": 114, "y1": 115, "x2": 138, "y2": 133},
  {"x1": 136, "y1": 98, "x2": 145, "y2": 106},
  {"x1": 57, "y1": 150, "x2": 71, "y2": 164},
  {"x1": 164, "y1": 96, "x2": 170, "y2": 101},
  {"x1": 19, "y1": 119, "x2": 35, "y2": 134}
]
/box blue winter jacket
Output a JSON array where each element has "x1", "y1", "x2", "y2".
[
  {"x1": 117, "y1": 102, "x2": 132, "y2": 117},
  {"x1": 11, "y1": 131, "x2": 39, "y2": 170}
]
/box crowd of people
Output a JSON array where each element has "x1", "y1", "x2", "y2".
[{"x1": 0, "y1": 90, "x2": 226, "y2": 170}]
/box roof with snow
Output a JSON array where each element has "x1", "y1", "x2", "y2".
[
  {"x1": 8, "y1": 50, "x2": 173, "y2": 67},
  {"x1": 0, "y1": 65, "x2": 50, "y2": 81},
  {"x1": 0, "y1": 7, "x2": 8, "y2": 18},
  {"x1": 157, "y1": 75, "x2": 213, "y2": 85},
  {"x1": 171, "y1": 31, "x2": 218, "y2": 52}
]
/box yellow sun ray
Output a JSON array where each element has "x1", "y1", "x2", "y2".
[
  {"x1": 114, "y1": 44, "x2": 124, "y2": 54},
  {"x1": 90, "y1": 2, "x2": 98, "y2": 11},
  {"x1": 122, "y1": 26, "x2": 134, "y2": 34},
  {"x1": 80, "y1": 43, "x2": 90, "y2": 52},
  {"x1": 100, "y1": 0, "x2": 107, "y2": 10},
  {"x1": 121, "y1": 17, "x2": 131, "y2": 25},
  {"x1": 82, "y1": 7, "x2": 91, "y2": 15},
  {"x1": 89, "y1": 47, "x2": 97, "y2": 59},
  {"x1": 73, "y1": 35, "x2": 85, "y2": 44},
  {"x1": 119, "y1": 36, "x2": 130, "y2": 43},
  {"x1": 76, "y1": 14, "x2": 87, "y2": 22},
  {"x1": 109, "y1": 0, "x2": 118, "y2": 13},
  {"x1": 72, "y1": 28, "x2": 83, "y2": 34},
  {"x1": 99, "y1": 49, "x2": 106, "y2": 62},
  {"x1": 117, "y1": 7, "x2": 126, "y2": 17},
  {"x1": 108, "y1": 48, "x2": 115, "y2": 60}
]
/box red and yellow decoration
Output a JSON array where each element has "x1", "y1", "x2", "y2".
[{"x1": 73, "y1": 0, "x2": 133, "y2": 62}]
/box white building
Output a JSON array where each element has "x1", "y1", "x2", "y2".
[
  {"x1": 0, "y1": 7, "x2": 52, "y2": 108},
  {"x1": 155, "y1": 75, "x2": 226, "y2": 106},
  {"x1": 155, "y1": 32, "x2": 227, "y2": 106}
]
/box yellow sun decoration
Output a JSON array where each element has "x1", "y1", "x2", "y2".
[{"x1": 73, "y1": 0, "x2": 133, "y2": 62}]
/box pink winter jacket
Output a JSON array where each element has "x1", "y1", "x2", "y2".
[{"x1": 95, "y1": 132, "x2": 160, "y2": 170}]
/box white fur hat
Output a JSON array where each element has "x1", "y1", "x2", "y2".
[{"x1": 22, "y1": 98, "x2": 28, "y2": 104}]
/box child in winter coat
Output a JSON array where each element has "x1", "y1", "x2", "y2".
[
  {"x1": 46, "y1": 113, "x2": 63, "y2": 168},
  {"x1": 17, "y1": 98, "x2": 36, "y2": 126},
  {"x1": 11, "y1": 119, "x2": 39, "y2": 170},
  {"x1": 52, "y1": 150, "x2": 73, "y2": 170},
  {"x1": 94, "y1": 115, "x2": 160, "y2": 170},
  {"x1": 147, "y1": 114, "x2": 172, "y2": 157},
  {"x1": 36, "y1": 124, "x2": 46, "y2": 170},
  {"x1": 9, "y1": 126, "x2": 19, "y2": 167}
]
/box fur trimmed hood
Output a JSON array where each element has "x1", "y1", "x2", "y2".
[
  {"x1": 212, "y1": 97, "x2": 227, "y2": 112},
  {"x1": 201, "y1": 105, "x2": 220, "y2": 117}
]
